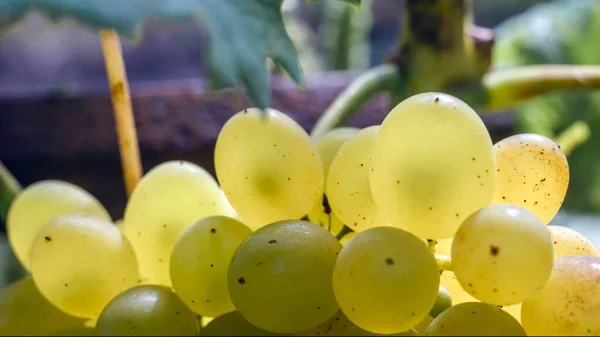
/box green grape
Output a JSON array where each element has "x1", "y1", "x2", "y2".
[
  {"x1": 424, "y1": 302, "x2": 526, "y2": 336},
  {"x1": 307, "y1": 195, "x2": 345, "y2": 236},
  {"x1": 296, "y1": 310, "x2": 371, "y2": 336},
  {"x1": 0, "y1": 277, "x2": 85, "y2": 335},
  {"x1": 413, "y1": 315, "x2": 434, "y2": 334},
  {"x1": 521, "y1": 255, "x2": 600, "y2": 335},
  {"x1": 201, "y1": 311, "x2": 283, "y2": 336},
  {"x1": 548, "y1": 225, "x2": 600, "y2": 259},
  {"x1": 170, "y1": 216, "x2": 253, "y2": 317},
  {"x1": 327, "y1": 126, "x2": 386, "y2": 232},
  {"x1": 429, "y1": 286, "x2": 452, "y2": 318},
  {"x1": 228, "y1": 220, "x2": 341, "y2": 333},
  {"x1": 340, "y1": 231, "x2": 356, "y2": 246},
  {"x1": 7, "y1": 180, "x2": 110, "y2": 270},
  {"x1": 492, "y1": 134, "x2": 569, "y2": 225},
  {"x1": 95, "y1": 285, "x2": 199, "y2": 336},
  {"x1": 333, "y1": 226, "x2": 440, "y2": 334},
  {"x1": 124, "y1": 160, "x2": 227, "y2": 286},
  {"x1": 451, "y1": 204, "x2": 553, "y2": 306},
  {"x1": 214, "y1": 108, "x2": 323, "y2": 229},
  {"x1": 30, "y1": 214, "x2": 139, "y2": 318},
  {"x1": 370, "y1": 93, "x2": 496, "y2": 239}
]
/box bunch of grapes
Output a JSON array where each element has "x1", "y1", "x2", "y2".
[{"x1": 1, "y1": 92, "x2": 599, "y2": 336}]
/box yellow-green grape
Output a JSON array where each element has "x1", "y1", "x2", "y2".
[
  {"x1": 228, "y1": 220, "x2": 341, "y2": 333},
  {"x1": 170, "y1": 216, "x2": 253, "y2": 317},
  {"x1": 0, "y1": 278, "x2": 85, "y2": 335},
  {"x1": 333, "y1": 226, "x2": 440, "y2": 334},
  {"x1": 296, "y1": 310, "x2": 371, "y2": 336},
  {"x1": 95, "y1": 285, "x2": 199, "y2": 336},
  {"x1": 340, "y1": 231, "x2": 356, "y2": 246},
  {"x1": 30, "y1": 214, "x2": 139, "y2": 318},
  {"x1": 7, "y1": 180, "x2": 110, "y2": 270},
  {"x1": 492, "y1": 134, "x2": 569, "y2": 224},
  {"x1": 424, "y1": 302, "x2": 526, "y2": 336},
  {"x1": 451, "y1": 204, "x2": 553, "y2": 306},
  {"x1": 200, "y1": 316, "x2": 214, "y2": 327},
  {"x1": 548, "y1": 225, "x2": 600, "y2": 259},
  {"x1": 521, "y1": 255, "x2": 600, "y2": 336},
  {"x1": 307, "y1": 195, "x2": 345, "y2": 236},
  {"x1": 214, "y1": 108, "x2": 323, "y2": 228},
  {"x1": 200, "y1": 311, "x2": 283, "y2": 336},
  {"x1": 124, "y1": 161, "x2": 227, "y2": 286},
  {"x1": 370, "y1": 93, "x2": 496, "y2": 239},
  {"x1": 327, "y1": 126, "x2": 386, "y2": 232},
  {"x1": 413, "y1": 315, "x2": 434, "y2": 335},
  {"x1": 429, "y1": 286, "x2": 452, "y2": 318},
  {"x1": 502, "y1": 304, "x2": 522, "y2": 323}
]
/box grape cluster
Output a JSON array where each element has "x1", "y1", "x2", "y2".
[{"x1": 2, "y1": 93, "x2": 599, "y2": 336}]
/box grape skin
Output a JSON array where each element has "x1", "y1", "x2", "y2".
[
  {"x1": 295, "y1": 310, "x2": 371, "y2": 336},
  {"x1": 548, "y1": 225, "x2": 600, "y2": 259}
]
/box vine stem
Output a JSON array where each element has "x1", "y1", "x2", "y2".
[
  {"x1": 335, "y1": 225, "x2": 353, "y2": 241},
  {"x1": 554, "y1": 121, "x2": 590, "y2": 156},
  {"x1": 100, "y1": 30, "x2": 143, "y2": 196},
  {"x1": 435, "y1": 254, "x2": 452, "y2": 272}
]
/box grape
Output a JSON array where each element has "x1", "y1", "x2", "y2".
[
  {"x1": 200, "y1": 311, "x2": 283, "y2": 336},
  {"x1": 429, "y1": 286, "x2": 452, "y2": 318},
  {"x1": 327, "y1": 126, "x2": 387, "y2": 232},
  {"x1": 548, "y1": 225, "x2": 600, "y2": 259},
  {"x1": 307, "y1": 195, "x2": 345, "y2": 236},
  {"x1": 0, "y1": 277, "x2": 85, "y2": 335},
  {"x1": 340, "y1": 231, "x2": 356, "y2": 246},
  {"x1": 228, "y1": 220, "x2": 341, "y2": 333},
  {"x1": 30, "y1": 214, "x2": 139, "y2": 318},
  {"x1": 492, "y1": 134, "x2": 569, "y2": 224},
  {"x1": 333, "y1": 226, "x2": 439, "y2": 334},
  {"x1": 370, "y1": 93, "x2": 496, "y2": 239},
  {"x1": 215, "y1": 108, "x2": 323, "y2": 228},
  {"x1": 170, "y1": 216, "x2": 253, "y2": 317},
  {"x1": 423, "y1": 302, "x2": 526, "y2": 336},
  {"x1": 95, "y1": 285, "x2": 199, "y2": 336},
  {"x1": 451, "y1": 204, "x2": 553, "y2": 306},
  {"x1": 53, "y1": 325, "x2": 94, "y2": 336},
  {"x1": 124, "y1": 160, "x2": 227, "y2": 286},
  {"x1": 296, "y1": 310, "x2": 371, "y2": 336},
  {"x1": 7, "y1": 180, "x2": 110, "y2": 270},
  {"x1": 521, "y1": 255, "x2": 600, "y2": 335},
  {"x1": 413, "y1": 315, "x2": 434, "y2": 334}
]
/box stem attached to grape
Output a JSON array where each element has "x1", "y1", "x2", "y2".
[
  {"x1": 427, "y1": 239, "x2": 438, "y2": 254},
  {"x1": 435, "y1": 254, "x2": 452, "y2": 272},
  {"x1": 100, "y1": 30, "x2": 143, "y2": 196},
  {"x1": 553, "y1": 120, "x2": 590, "y2": 157},
  {"x1": 335, "y1": 225, "x2": 353, "y2": 241},
  {"x1": 0, "y1": 161, "x2": 21, "y2": 223}
]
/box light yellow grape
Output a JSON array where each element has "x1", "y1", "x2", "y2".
[
  {"x1": 340, "y1": 231, "x2": 356, "y2": 246},
  {"x1": 170, "y1": 216, "x2": 253, "y2": 317},
  {"x1": 333, "y1": 226, "x2": 440, "y2": 334},
  {"x1": 200, "y1": 311, "x2": 283, "y2": 336},
  {"x1": 124, "y1": 160, "x2": 227, "y2": 286},
  {"x1": 492, "y1": 134, "x2": 569, "y2": 224},
  {"x1": 521, "y1": 255, "x2": 600, "y2": 336},
  {"x1": 451, "y1": 204, "x2": 553, "y2": 306},
  {"x1": 548, "y1": 225, "x2": 600, "y2": 259},
  {"x1": 370, "y1": 93, "x2": 496, "y2": 239},
  {"x1": 424, "y1": 302, "x2": 526, "y2": 336},
  {"x1": 215, "y1": 108, "x2": 323, "y2": 228},
  {"x1": 95, "y1": 285, "x2": 199, "y2": 336},
  {"x1": 413, "y1": 315, "x2": 434, "y2": 335},
  {"x1": 327, "y1": 126, "x2": 386, "y2": 232},
  {"x1": 0, "y1": 277, "x2": 85, "y2": 335},
  {"x1": 30, "y1": 214, "x2": 139, "y2": 318},
  {"x1": 307, "y1": 195, "x2": 345, "y2": 236},
  {"x1": 228, "y1": 220, "x2": 341, "y2": 333},
  {"x1": 296, "y1": 310, "x2": 371, "y2": 336},
  {"x1": 200, "y1": 316, "x2": 214, "y2": 327},
  {"x1": 7, "y1": 180, "x2": 110, "y2": 270}
]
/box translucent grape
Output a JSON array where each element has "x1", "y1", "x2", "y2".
[
  {"x1": 327, "y1": 126, "x2": 387, "y2": 232},
  {"x1": 228, "y1": 220, "x2": 341, "y2": 333},
  {"x1": 307, "y1": 195, "x2": 345, "y2": 236},
  {"x1": 95, "y1": 285, "x2": 199, "y2": 336},
  {"x1": 492, "y1": 134, "x2": 569, "y2": 224},
  {"x1": 30, "y1": 214, "x2": 139, "y2": 318},
  {"x1": 333, "y1": 226, "x2": 439, "y2": 334},
  {"x1": 548, "y1": 225, "x2": 600, "y2": 259},
  {"x1": 215, "y1": 108, "x2": 323, "y2": 228},
  {"x1": 170, "y1": 216, "x2": 253, "y2": 317},
  {"x1": 521, "y1": 255, "x2": 600, "y2": 335},
  {"x1": 370, "y1": 93, "x2": 496, "y2": 239},
  {"x1": 424, "y1": 302, "x2": 526, "y2": 336},
  {"x1": 0, "y1": 278, "x2": 85, "y2": 335},
  {"x1": 296, "y1": 310, "x2": 371, "y2": 336},
  {"x1": 124, "y1": 160, "x2": 227, "y2": 286},
  {"x1": 451, "y1": 204, "x2": 553, "y2": 306},
  {"x1": 7, "y1": 180, "x2": 110, "y2": 270},
  {"x1": 200, "y1": 311, "x2": 283, "y2": 336}
]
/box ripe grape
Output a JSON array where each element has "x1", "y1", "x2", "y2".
[
  {"x1": 340, "y1": 231, "x2": 356, "y2": 246},
  {"x1": 451, "y1": 204, "x2": 553, "y2": 306},
  {"x1": 170, "y1": 216, "x2": 253, "y2": 317},
  {"x1": 521, "y1": 255, "x2": 600, "y2": 335},
  {"x1": 228, "y1": 220, "x2": 341, "y2": 333},
  {"x1": 123, "y1": 161, "x2": 227, "y2": 286},
  {"x1": 214, "y1": 108, "x2": 323, "y2": 228},
  {"x1": 423, "y1": 302, "x2": 526, "y2": 336},
  {"x1": 429, "y1": 286, "x2": 452, "y2": 318},
  {"x1": 327, "y1": 126, "x2": 386, "y2": 232},
  {"x1": 370, "y1": 93, "x2": 496, "y2": 239},
  {"x1": 30, "y1": 214, "x2": 139, "y2": 318},
  {"x1": 7, "y1": 180, "x2": 110, "y2": 270},
  {"x1": 306, "y1": 196, "x2": 345, "y2": 236},
  {"x1": 332, "y1": 226, "x2": 439, "y2": 334},
  {"x1": 296, "y1": 310, "x2": 371, "y2": 336},
  {"x1": 314, "y1": 127, "x2": 360, "y2": 182},
  {"x1": 492, "y1": 133, "x2": 569, "y2": 224},
  {"x1": 200, "y1": 311, "x2": 283, "y2": 336},
  {"x1": 548, "y1": 225, "x2": 600, "y2": 259},
  {"x1": 95, "y1": 285, "x2": 199, "y2": 336}
]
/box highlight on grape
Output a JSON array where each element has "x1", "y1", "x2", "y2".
[{"x1": 3, "y1": 92, "x2": 599, "y2": 336}]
